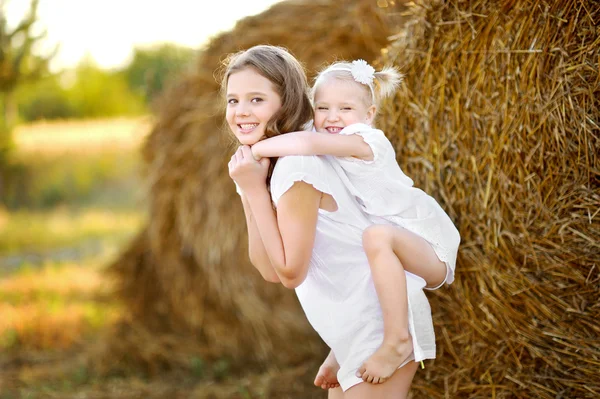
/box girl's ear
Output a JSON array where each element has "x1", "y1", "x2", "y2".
[{"x1": 365, "y1": 105, "x2": 377, "y2": 125}]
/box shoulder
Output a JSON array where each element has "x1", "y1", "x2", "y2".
[
  {"x1": 337, "y1": 124, "x2": 392, "y2": 165},
  {"x1": 273, "y1": 155, "x2": 329, "y2": 176},
  {"x1": 271, "y1": 155, "x2": 333, "y2": 205},
  {"x1": 339, "y1": 123, "x2": 385, "y2": 138},
  {"x1": 340, "y1": 124, "x2": 391, "y2": 148}
]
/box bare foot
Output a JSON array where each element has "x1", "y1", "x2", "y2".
[
  {"x1": 314, "y1": 351, "x2": 341, "y2": 390},
  {"x1": 356, "y1": 337, "x2": 413, "y2": 384}
]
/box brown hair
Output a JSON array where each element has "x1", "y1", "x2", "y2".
[{"x1": 220, "y1": 45, "x2": 313, "y2": 188}]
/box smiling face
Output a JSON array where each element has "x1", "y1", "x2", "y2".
[
  {"x1": 226, "y1": 67, "x2": 282, "y2": 145},
  {"x1": 313, "y1": 78, "x2": 376, "y2": 134}
]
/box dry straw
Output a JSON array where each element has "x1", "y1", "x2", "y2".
[
  {"x1": 377, "y1": 0, "x2": 599, "y2": 398},
  {"x1": 97, "y1": 0, "x2": 599, "y2": 397}
]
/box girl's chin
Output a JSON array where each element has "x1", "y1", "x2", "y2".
[
  {"x1": 236, "y1": 132, "x2": 265, "y2": 146},
  {"x1": 237, "y1": 135, "x2": 261, "y2": 146}
]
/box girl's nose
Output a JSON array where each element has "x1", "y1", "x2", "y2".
[
  {"x1": 236, "y1": 102, "x2": 251, "y2": 117},
  {"x1": 327, "y1": 110, "x2": 339, "y2": 121}
]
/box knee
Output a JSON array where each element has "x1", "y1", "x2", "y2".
[{"x1": 362, "y1": 225, "x2": 395, "y2": 255}]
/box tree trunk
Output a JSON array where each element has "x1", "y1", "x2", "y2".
[
  {"x1": 2, "y1": 90, "x2": 17, "y2": 128},
  {"x1": 0, "y1": 91, "x2": 15, "y2": 203}
]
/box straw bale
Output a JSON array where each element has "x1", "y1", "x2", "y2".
[
  {"x1": 375, "y1": 0, "x2": 600, "y2": 397},
  {"x1": 102, "y1": 0, "x2": 407, "y2": 374}
]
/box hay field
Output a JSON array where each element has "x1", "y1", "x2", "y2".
[
  {"x1": 13, "y1": 117, "x2": 153, "y2": 154},
  {"x1": 1, "y1": 117, "x2": 159, "y2": 398}
]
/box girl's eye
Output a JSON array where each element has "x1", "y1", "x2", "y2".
[
  {"x1": 342, "y1": 107, "x2": 352, "y2": 111},
  {"x1": 251, "y1": 98, "x2": 264, "y2": 103},
  {"x1": 316, "y1": 107, "x2": 328, "y2": 110},
  {"x1": 227, "y1": 99, "x2": 237, "y2": 104}
]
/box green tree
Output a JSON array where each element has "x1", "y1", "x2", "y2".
[
  {"x1": 66, "y1": 56, "x2": 145, "y2": 118},
  {"x1": 125, "y1": 43, "x2": 195, "y2": 104},
  {"x1": 0, "y1": 0, "x2": 56, "y2": 158},
  {"x1": 16, "y1": 73, "x2": 74, "y2": 121}
]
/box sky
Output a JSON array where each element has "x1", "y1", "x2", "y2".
[{"x1": 5, "y1": 0, "x2": 283, "y2": 71}]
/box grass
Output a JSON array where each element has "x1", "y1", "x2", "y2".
[
  {"x1": 0, "y1": 117, "x2": 147, "y2": 397},
  {"x1": 0, "y1": 261, "x2": 120, "y2": 351},
  {"x1": 12, "y1": 117, "x2": 152, "y2": 154},
  {"x1": 0, "y1": 207, "x2": 144, "y2": 256}
]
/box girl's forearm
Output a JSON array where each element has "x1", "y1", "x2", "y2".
[
  {"x1": 240, "y1": 195, "x2": 280, "y2": 283},
  {"x1": 252, "y1": 131, "x2": 372, "y2": 160},
  {"x1": 243, "y1": 187, "x2": 295, "y2": 282},
  {"x1": 251, "y1": 131, "x2": 313, "y2": 159}
]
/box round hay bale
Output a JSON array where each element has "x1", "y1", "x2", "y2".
[
  {"x1": 101, "y1": 0, "x2": 407, "y2": 374},
  {"x1": 377, "y1": 0, "x2": 599, "y2": 397}
]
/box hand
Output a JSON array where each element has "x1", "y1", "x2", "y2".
[{"x1": 228, "y1": 145, "x2": 271, "y2": 193}]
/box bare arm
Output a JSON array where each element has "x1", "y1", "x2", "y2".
[
  {"x1": 251, "y1": 131, "x2": 373, "y2": 161},
  {"x1": 244, "y1": 181, "x2": 320, "y2": 289},
  {"x1": 239, "y1": 193, "x2": 280, "y2": 283}
]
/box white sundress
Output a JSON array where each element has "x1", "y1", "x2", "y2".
[
  {"x1": 335, "y1": 123, "x2": 461, "y2": 288},
  {"x1": 269, "y1": 154, "x2": 437, "y2": 391}
]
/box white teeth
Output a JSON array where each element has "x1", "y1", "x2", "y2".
[{"x1": 240, "y1": 123, "x2": 258, "y2": 130}]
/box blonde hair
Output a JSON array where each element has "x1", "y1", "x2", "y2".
[{"x1": 312, "y1": 61, "x2": 403, "y2": 107}]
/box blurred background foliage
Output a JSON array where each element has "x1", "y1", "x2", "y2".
[
  {"x1": 14, "y1": 44, "x2": 196, "y2": 123},
  {"x1": 0, "y1": 0, "x2": 195, "y2": 211}
]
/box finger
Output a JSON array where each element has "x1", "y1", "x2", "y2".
[
  {"x1": 241, "y1": 145, "x2": 253, "y2": 160},
  {"x1": 229, "y1": 157, "x2": 237, "y2": 170},
  {"x1": 234, "y1": 148, "x2": 243, "y2": 163}
]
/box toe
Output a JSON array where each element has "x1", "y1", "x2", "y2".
[{"x1": 356, "y1": 366, "x2": 365, "y2": 378}]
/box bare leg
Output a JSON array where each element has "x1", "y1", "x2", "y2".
[
  {"x1": 357, "y1": 225, "x2": 446, "y2": 384},
  {"x1": 315, "y1": 350, "x2": 341, "y2": 390},
  {"x1": 328, "y1": 386, "x2": 344, "y2": 399},
  {"x1": 347, "y1": 361, "x2": 419, "y2": 399}
]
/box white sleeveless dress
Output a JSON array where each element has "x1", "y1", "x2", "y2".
[
  {"x1": 335, "y1": 123, "x2": 461, "y2": 288},
  {"x1": 269, "y1": 154, "x2": 436, "y2": 391}
]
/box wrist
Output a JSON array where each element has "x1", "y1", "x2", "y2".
[
  {"x1": 240, "y1": 181, "x2": 268, "y2": 197},
  {"x1": 250, "y1": 145, "x2": 261, "y2": 161}
]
